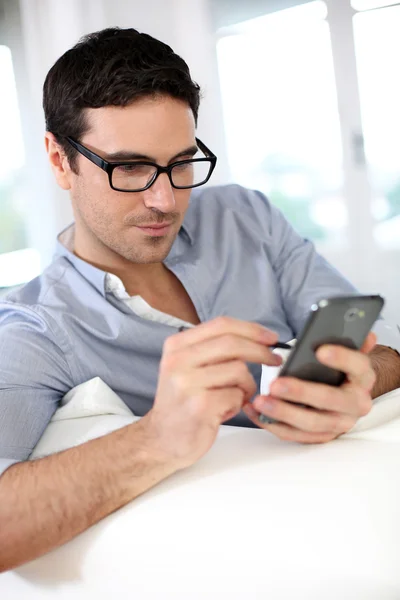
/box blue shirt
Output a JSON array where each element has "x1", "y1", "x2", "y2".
[{"x1": 0, "y1": 184, "x2": 397, "y2": 475}]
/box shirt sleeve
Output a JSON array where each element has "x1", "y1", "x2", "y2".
[
  {"x1": 251, "y1": 190, "x2": 356, "y2": 335},
  {"x1": 242, "y1": 188, "x2": 399, "y2": 350},
  {"x1": 0, "y1": 302, "x2": 74, "y2": 475}
]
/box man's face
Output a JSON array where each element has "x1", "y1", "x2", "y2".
[{"x1": 68, "y1": 96, "x2": 196, "y2": 265}]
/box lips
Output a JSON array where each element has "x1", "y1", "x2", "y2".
[
  {"x1": 135, "y1": 223, "x2": 173, "y2": 236},
  {"x1": 137, "y1": 223, "x2": 173, "y2": 229}
]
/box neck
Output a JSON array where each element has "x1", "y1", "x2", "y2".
[
  {"x1": 63, "y1": 223, "x2": 170, "y2": 297},
  {"x1": 107, "y1": 262, "x2": 169, "y2": 297}
]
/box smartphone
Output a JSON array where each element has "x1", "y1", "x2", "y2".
[{"x1": 279, "y1": 294, "x2": 384, "y2": 386}]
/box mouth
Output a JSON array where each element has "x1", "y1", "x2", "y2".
[{"x1": 135, "y1": 223, "x2": 173, "y2": 237}]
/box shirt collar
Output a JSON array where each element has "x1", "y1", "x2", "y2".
[
  {"x1": 55, "y1": 225, "x2": 109, "y2": 296},
  {"x1": 55, "y1": 220, "x2": 194, "y2": 298}
]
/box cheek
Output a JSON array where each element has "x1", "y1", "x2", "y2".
[
  {"x1": 73, "y1": 170, "x2": 131, "y2": 228},
  {"x1": 175, "y1": 189, "x2": 191, "y2": 212},
  {"x1": 80, "y1": 160, "x2": 109, "y2": 189}
]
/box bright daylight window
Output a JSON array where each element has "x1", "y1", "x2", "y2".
[
  {"x1": 353, "y1": 3, "x2": 400, "y2": 249},
  {"x1": 0, "y1": 45, "x2": 40, "y2": 289},
  {"x1": 216, "y1": 1, "x2": 346, "y2": 245},
  {"x1": 351, "y1": 0, "x2": 400, "y2": 10}
]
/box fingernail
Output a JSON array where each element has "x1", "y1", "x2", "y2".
[
  {"x1": 254, "y1": 397, "x2": 275, "y2": 412},
  {"x1": 318, "y1": 347, "x2": 333, "y2": 361},
  {"x1": 262, "y1": 399, "x2": 276, "y2": 411},
  {"x1": 272, "y1": 354, "x2": 282, "y2": 366}
]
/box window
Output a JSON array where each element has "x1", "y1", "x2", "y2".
[
  {"x1": 216, "y1": 0, "x2": 400, "y2": 324},
  {"x1": 353, "y1": 3, "x2": 400, "y2": 248},
  {"x1": 0, "y1": 45, "x2": 40, "y2": 288},
  {"x1": 351, "y1": 0, "x2": 400, "y2": 10},
  {"x1": 216, "y1": 2, "x2": 346, "y2": 245},
  {"x1": 0, "y1": 45, "x2": 26, "y2": 254}
]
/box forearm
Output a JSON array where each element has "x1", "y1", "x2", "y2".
[
  {"x1": 370, "y1": 345, "x2": 400, "y2": 398},
  {"x1": 0, "y1": 415, "x2": 177, "y2": 572}
]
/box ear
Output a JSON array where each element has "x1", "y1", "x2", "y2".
[{"x1": 45, "y1": 132, "x2": 74, "y2": 190}]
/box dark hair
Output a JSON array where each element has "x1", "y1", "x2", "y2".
[{"x1": 43, "y1": 27, "x2": 201, "y2": 172}]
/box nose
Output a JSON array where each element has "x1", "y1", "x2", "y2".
[{"x1": 142, "y1": 172, "x2": 176, "y2": 214}]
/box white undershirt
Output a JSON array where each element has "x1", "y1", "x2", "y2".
[
  {"x1": 58, "y1": 225, "x2": 195, "y2": 331},
  {"x1": 105, "y1": 272, "x2": 195, "y2": 330}
]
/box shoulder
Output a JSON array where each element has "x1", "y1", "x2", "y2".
[
  {"x1": 0, "y1": 274, "x2": 75, "y2": 389},
  {"x1": 189, "y1": 183, "x2": 275, "y2": 218},
  {"x1": 185, "y1": 183, "x2": 291, "y2": 243},
  {"x1": 0, "y1": 257, "x2": 75, "y2": 346},
  {"x1": 0, "y1": 297, "x2": 66, "y2": 364},
  {"x1": 3, "y1": 253, "x2": 97, "y2": 319},
  {"x1": 4, "y1": 256, "x2": 71, "y2": 306}
]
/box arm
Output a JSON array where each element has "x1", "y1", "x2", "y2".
[
  {"x1": 248, "y1": 190, "x2": 358, "y2": 334},
  {"x1": 0, "y1": 416, "x2": 176, "y2": 572},
  {"x1": 240, "y1": 190, "x2": 400, "y2": 439},
  {"x1": 0, "y1": 315, "x2": 280, "y2": 571},
  {"x1": 370, "y1": 345, "x2": 400, "y2": 398},
  {"x1": 249, "y1": 190, "x2": 400, "y2": 397},
  {"x1": 0, "y1": 304, "x2": 76, "y2": 467}
]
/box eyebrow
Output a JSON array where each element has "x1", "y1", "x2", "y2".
[{"x1": 103, "y1": 145, "x2": 199, "y2": 163}]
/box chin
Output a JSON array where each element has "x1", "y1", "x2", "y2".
[{"x1": 124, "y1": 238, "x2": 175, "y2": 264}]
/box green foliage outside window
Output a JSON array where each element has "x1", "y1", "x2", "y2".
[
  {"x1": 269, "y1": 189, "x2": 326, "y2": 240},
  {"x1": 385, "y1": 180, "x2": 400, "y2": 219}
]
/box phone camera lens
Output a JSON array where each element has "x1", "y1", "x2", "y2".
[{"x1": 344, "y1": 308, "x2": 359, "y2": 322}]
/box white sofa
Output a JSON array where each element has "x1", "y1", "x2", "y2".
[{"x1": 1, "y1": 375, "x2": 400, "y2": 599}]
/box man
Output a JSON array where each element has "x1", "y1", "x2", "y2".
[{"x1": 0, "y1": 27, "x2": 399, "y2": 572}]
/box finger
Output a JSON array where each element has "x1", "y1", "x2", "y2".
[
  {"x1": 360, "y1": 332, "x2": 377, "y2": 354},
  {"x1": 242, "y1": 402, "x2": 339, "y2": 444},
  {"x1": 195, "y1": 387, "x2": 245, "y2": 423},
  {"x1": 269, "y1": 376, "x2": 372, "y2": 417},
  {"x1": 164, "y1": 335, "x2": 283, "y2": 370},
  {"x1": 341, "y1": 383, "x2": 373, "y2": 417},
  {"x1": 316, "y1": 344, "x2": 375, "y2": 391},
  {"x1": 164, "y1": 316, "x2": 278, "y2": 352},
  {"x1": 252, "y1": 395, "x2": 356, "y2": 434},
  {"x1": 186, "y1": 360, "x2": 257, "y2": 402}
]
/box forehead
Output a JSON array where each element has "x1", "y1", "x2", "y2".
[{"x1": 83, "y1": 96, "x2": 196, "y2": 157}]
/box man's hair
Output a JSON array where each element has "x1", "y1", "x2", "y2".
[{"x1": 43, "y1": 27, "x2": 201, "y2": 172}]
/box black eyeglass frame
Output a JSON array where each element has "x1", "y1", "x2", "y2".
[{"x1": 65, "y1": 136, "x2": 217, "y2": 192}]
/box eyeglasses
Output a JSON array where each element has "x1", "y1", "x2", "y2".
[{"x1": 65, "y1": 136, "x2": 217, "y2": 192}]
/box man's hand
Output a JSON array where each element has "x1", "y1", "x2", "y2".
[
  {"x1": 242, "y1": 333, "x2": 377, "y2": 444},
  {"x1": 145, "y1": 317, "x2": 281, "y2": 469}
]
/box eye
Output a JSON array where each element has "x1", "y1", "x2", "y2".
[
  {"x1": 115, "y1": 164, "x2": 141, "y2": 174},
  {"x1": 173, "y1": 162, "x2": 193, "y2": 172},
  {"x1": 114, "y1": 164, "x2": 153, "y2": 176}
]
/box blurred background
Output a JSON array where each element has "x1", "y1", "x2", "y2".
[{"x1": 0, "y1": 0, "x2": 399, "y2": 323}]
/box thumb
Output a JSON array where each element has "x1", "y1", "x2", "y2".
[{"x1": 360, "y1": 331, "x2": 377, "y2": 355}]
